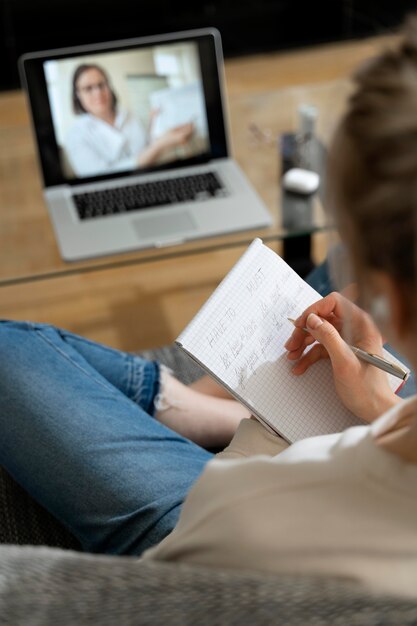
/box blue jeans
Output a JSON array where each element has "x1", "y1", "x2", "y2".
[
  {"x1": 0, "y1": 321, "x2": 212, "y2": 556},
  {"x1": 306, "y1": 261, "x2": 416, "y2": 398}
]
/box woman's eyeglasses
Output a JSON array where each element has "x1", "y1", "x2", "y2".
[{"x1": 77, "y1": 80, "x2": 109, "y2": 95}]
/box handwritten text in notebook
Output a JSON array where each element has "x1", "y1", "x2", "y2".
[{"x1": 177, "y1": 238, "x2": 405, "y2": 442}]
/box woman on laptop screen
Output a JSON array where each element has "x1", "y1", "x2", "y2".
[{"x1": 65, "y1": 63, "x2": 195, "y2": 177}]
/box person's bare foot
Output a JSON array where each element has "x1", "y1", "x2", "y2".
[
  {"x1": 189, "y1": 374, "x2": 233, "y2": 399},
  {"x1": 155, "y1": 373, "x2": 249, "y2": 448}
]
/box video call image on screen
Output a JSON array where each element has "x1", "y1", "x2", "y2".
[{"x1": 44, "y1": 42, "x2": 210, "y2": 179}]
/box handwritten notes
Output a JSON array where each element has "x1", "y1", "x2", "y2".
[
  {"x1": 177, "y1": 238, "x2": 366, "y2": 442},
  {"x1": 197, "y1": 242, "x2": 312, "y2": 394}
]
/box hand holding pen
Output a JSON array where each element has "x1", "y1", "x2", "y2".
[
  {"x1": 284, "y1": 292, "x2": 407, "y2": 423},
  {"x1": 287, "y1": 318, "x2": 408, "y2": 381}
]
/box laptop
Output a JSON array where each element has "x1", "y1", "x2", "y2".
[{"x1": 19, "y1": 28, "x2": 272, "y2": 262}]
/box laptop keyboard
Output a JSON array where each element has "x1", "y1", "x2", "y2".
[{"x1": 73, "y1": 172, "x2": 226, "y2": 220}]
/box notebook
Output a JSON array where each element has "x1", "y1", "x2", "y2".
[
  {"x1": 176, "y1": 238, "x2": 408, "y2": 443},
  {"x1": 19, "y1": 29, "x2": 272, "y2": 262}
]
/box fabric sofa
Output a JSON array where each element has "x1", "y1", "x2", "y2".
[{"x1": 1, "y1": 344, "x2": 416, "y2": 624}]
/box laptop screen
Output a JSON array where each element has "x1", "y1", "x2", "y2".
[{"x1": 20, "y1": 30, "x2": 229, "y2": 187}]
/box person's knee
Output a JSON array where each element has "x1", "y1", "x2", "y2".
[
  {"x1": 0, "y1": 320, "x2": 36, "y2": 349},
  {"x1": 0, "y1": 321, "x2": 44, "y2": 380}
]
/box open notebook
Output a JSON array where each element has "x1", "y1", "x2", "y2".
[{"x1": 176, "y1": 238, "x2": 408, "y2": 443}]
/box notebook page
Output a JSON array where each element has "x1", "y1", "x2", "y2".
[{"x1": 177, "y1": 239, "x2": 401, "y2": 442}]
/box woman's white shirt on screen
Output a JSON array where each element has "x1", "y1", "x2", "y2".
[{"x1": 65, "y1": 108, "x2": 147, "y2": 178}]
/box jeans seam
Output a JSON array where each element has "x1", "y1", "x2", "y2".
[
  {"x1": 35, "y1": 329, "x2": 119, "y2": 394},
  {"x1": 59, "y1": 331, "x2": 129, "y2": 359},
  {"x1": 130, "y1": 359, "x2": 159, "y2": 414}
]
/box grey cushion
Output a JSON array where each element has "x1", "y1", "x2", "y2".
[
  {"x1": 140, "y1": 343, "x2": 205, "y2": 385},
  {"x1": 1, "y1": 545, "x2": 417, "y2": 625},
  {"x1": 0, "y1": 468, "x2": 81, "y2": 550}
]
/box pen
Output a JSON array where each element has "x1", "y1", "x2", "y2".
[{"x1": 287, "y1": 318, "x2": 409, "y2": 381}]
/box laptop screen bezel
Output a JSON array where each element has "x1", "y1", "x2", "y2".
[{"x1": 19, "y1": 28, "x2": 230, "y2": 188}]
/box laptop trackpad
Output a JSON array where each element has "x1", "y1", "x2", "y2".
[{"x1": 132, "y1": 210, "x2": 197, "y2": 243}]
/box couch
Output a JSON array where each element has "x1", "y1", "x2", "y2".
[{"x1": 1, "y1": 344, "x2": 416, "y2": 624}]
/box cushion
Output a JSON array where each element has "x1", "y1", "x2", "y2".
[{"x1": 1, "y1": 545, "x2": 417, "y2": 625}]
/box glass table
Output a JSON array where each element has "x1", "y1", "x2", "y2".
[{"x1": 0, "y1": 78, "x2": 352, "y2": 287}]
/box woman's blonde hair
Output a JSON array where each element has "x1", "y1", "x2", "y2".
[{"x1": 328, "y1": 15, "x2": 417, "y2": 297}]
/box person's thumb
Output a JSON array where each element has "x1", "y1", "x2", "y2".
[{"x1": 306, "y1": 313, "x2": 353, "y2": 369}]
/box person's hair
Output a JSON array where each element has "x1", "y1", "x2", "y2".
[
  {"x1": 71, "y1": 64, "x2": 118, "y2": 115},
  {"x1": 327, "y1": 15, "x2": 417, "y2": 307}
]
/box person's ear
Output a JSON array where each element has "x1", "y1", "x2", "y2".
[
  {"x1": 370, "y1": 294, "x2": 391, "y2": 325},
  {"x1": 366, "y1": 271, "x2": 408, "y2": 339}
]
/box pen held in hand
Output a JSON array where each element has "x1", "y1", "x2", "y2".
[{"x1": 287, "y1": 317, "x2": 409, "y2": 381}]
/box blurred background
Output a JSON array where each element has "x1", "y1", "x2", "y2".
[
  {"x1": 1, "y1": 0, "x2": 417, "y2": 351},
  {"x1": 2, "y1": 0, "x2": 417, "y2": 92}
]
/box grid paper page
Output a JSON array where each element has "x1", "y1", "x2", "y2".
[{"x1": 177, "y1": 239, "x2": 404, "y2": 443}]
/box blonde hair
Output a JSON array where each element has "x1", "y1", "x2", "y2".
[{"x1": 328, "y1": 16, "x2": 417, "y2": 295}]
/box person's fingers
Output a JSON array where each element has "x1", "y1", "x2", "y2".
[
  {"x1": 284, "y1": 312, "x2": 341, "y2": 353},
  {"x1": 305, "y1": 313, "x2": 354, "y2": 372},
  {"x1": 284, "y1": 326, "x2": 309, "y2": 351},
  {"x1": 174, "y1": 122, "x2": 193, "y2": 133},
  {"x1": 286, "y1": 335, "x2": 315, "y2": 360},
  {"x1": 183, "y1": 123, "x2": 194, "y2": 137},
  {"x1": 291, "y1": 343, "x2": 329, "y2": 375},
  {"x1": 294, "y1": 292, "x2": 350, "y2": 330},
  {"x1": 173, "y1": 124, "x2": 193, "y2": 144}
]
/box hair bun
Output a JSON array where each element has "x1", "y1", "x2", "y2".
[
  {"x1": 346, "y1": 17, "x2": 417, "y2": 180},
  {"x1": 327, "y1": 14, "x2": 417, "y2": 291},
  {"x1": 401, "y1": 13, "x2": 417, "y2": 59}
]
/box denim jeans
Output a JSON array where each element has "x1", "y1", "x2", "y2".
[
  {"x1": 306, "y1": 261, "x2": 416, "y2": 398},
  {"x1": 0, "y1": 321, "x2": 213, "y2": 556}
]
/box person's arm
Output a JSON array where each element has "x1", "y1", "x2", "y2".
[
  {"x1": 285, "y1": 291, "x2": 402, "y2": 422},
  {"x1": 137, "y1": 123, "x2": 194, "y2": 167},
  {"x1": 146, "y1": 107, "x2": 160, "y2": 143}
]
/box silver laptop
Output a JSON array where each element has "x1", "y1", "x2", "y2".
[{"x1": 19, "y1": 28, "x2": 272, "y2": 262}]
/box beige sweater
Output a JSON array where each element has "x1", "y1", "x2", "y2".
[{"x1": 143, "y1": 397, "x2": 417, "y2": 598}]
